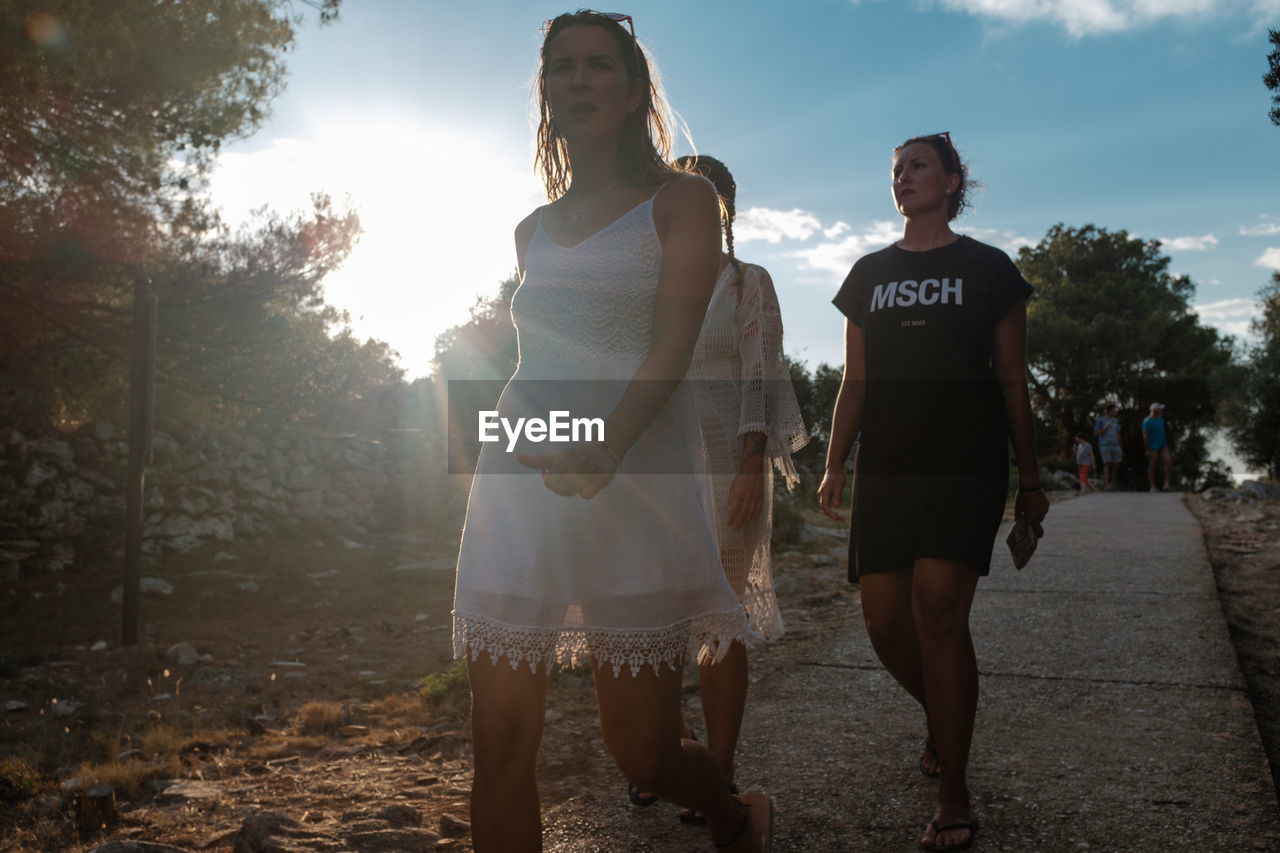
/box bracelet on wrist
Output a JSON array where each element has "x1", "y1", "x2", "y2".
[{"x1": 600, "y1": 441, "x2": 622, "y2": 468}]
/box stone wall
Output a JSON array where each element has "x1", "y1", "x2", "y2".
[{"x1": 0, "y1": 423, "x2": 434, "y2": 580}]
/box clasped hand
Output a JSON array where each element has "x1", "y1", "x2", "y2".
[{"x1": 516, "y1": 445, "x2": 618, "y2": 499}]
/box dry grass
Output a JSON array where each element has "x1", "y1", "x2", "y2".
[
  {"x1": 368, "y1": 692, "x2": 432, "y2": 728},
  {"x1": 247, "y1": 735, "x2": 328, "y2": 761},
  {"x1": 69, "y1": 722, "x2": 237, "y2": 800},
  {"x1": 296, "y1": 700, "x2": 343, "y2": 734},
  {"x1": 74, "y1": 758, "x2": 177, "y2": 800}
]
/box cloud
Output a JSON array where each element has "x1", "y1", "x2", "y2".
[
  {"x1": 928, "y1": 0, "x2": 1263, "y2": 37},
  {"x1": 824, "y1": 222, "x2": 851, "y2": 239},
  {"x1": 736, "y1": 207, "x2": 823, "y2": 244},
  {"x1": 1240, "y1": 221, "x2": 1280, "y2": 237},
  {"x1": 1192, "y1": 297, "x2": 1259, "y2": 339},
  {"x1": 794, "y1": 221, "x2": 901, "y2": 276},
  {"x1": 1257, "y1": 247, "x2": 1280, "y2": 270},
  {"x1": 960, "y1": 227, "x2": 1037, "y2": 255},
  {"x1": 1160, "y1": 234, "x2": 1219, "y2": 251}
]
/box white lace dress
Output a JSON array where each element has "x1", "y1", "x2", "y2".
[
  {"x1": 689, "y1": 263, "x2": 808, "y2": 640},
  {"x1": 452, "y1": 197, "x2": 752, "y2": 676}
]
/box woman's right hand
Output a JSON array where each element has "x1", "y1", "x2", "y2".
[
  {"x1": 516, "y1": 445, "x2": 618, "y2": 500},
  {"x1": 817, "y1": 466, "x2": 847, "y2": 522}
]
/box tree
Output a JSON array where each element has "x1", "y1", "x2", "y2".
[
  {"x1": 1227, "y1": 274, "x2": 1280, "y2": 478},
  {"x1": 427, "y1": 274, "x2": 520, "y2": 475},
  {"x1": 1017, "y1": 224, "x2": 1236, "y2": 488},
  {"x1": 1265, "y1": 28, "x2": 1280, "y2": 126},
  {"x1": 784, "y1": 355, "x2": 840, "y2": 469},
  {"x1": 1, "y1": 1, "x2": 319, "y2": 353},
  {"x1": 0, "y1": 1, "x2": 401, "y2": 434}
]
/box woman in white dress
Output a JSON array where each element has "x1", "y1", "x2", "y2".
[
  {"x1": 675, "y1": 154, "x2": 807, "y2": 816},
  {"x1": 451, "y1": 12, "x2": 772, "y2": 852}
]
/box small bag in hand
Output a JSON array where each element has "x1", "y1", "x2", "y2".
[{"x1": 1006, "y1": 518, "x2": 1038, "y2": 570}]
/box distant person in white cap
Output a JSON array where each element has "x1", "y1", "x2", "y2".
[{"x1": 1141, "y1": 403, "x2": 1171, "y2": 492}]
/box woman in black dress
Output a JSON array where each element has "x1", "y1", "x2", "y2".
[{"x1": 819, "y1": 133, "x2": 1049, "y2": 851}]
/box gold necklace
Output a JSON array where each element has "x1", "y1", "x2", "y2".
[{"x1": 566, "y1": 182, "x2": 617, "y2": 226}]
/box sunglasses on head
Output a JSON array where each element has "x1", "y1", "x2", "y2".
[
  {"x1": 921, "y1": 131, "x2": 958, "y2": 161},
  {"x1": 546, "y1": 10, "x2": 638, "y2": 55},
  {"x1": 597, "y1": 11, "x2": 635, "y2": 40}
]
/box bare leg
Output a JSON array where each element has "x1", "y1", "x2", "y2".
[
  {"x1": 1160, "y1": 448, "x2": 1172, "y2": 489},
  {"x1": 468, "y1": 653, "x2": 549, "y2": 853},
  {"x1": 594, "y1": 658, "x2": 768, "y2": 850},
  {"x1": 1147, "y1": 450, "x2": 1158, "y2": 491},
  {"x1": 912, "y1": 559, "x2": 981, "y2": 850},
  {"x1": 698, "y1": 639, "x2": 749, "y2": 781},
  {"x1": 859, "y1": 568, "x2": 938, "y2": 773}
]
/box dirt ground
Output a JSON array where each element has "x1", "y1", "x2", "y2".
[
  {"x1": 1, "y1": 491, "x2": 1276, "y2": 852},
  {"x1": 1185, "y1": 491, "x2": 1280, "y2": 798}
]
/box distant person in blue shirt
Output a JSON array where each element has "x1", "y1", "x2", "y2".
[
  {"x1": 1141, "y1": 402, "x2": 1171, "y2": 492},
  {"x1": 1092, "y1": 403, "x2": 1122, "y2": 491}
]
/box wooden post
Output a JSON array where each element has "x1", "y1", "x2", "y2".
[{"x1": 122, "y1": 280, "x2": 157, "y2": 646}]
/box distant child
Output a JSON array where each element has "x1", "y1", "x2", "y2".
[{"x1": 1075, "y1": 433, "x2": 1097, "y2": 493}]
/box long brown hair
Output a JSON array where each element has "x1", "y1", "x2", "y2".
[{"x1": 534, "y1": 11, "x2": 679, "y2": 201}]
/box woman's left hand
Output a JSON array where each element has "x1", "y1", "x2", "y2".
[
  {"x1": 726, "y1": 464, "x2": 765, "y2": 529},
  {"x1": 516, "y1": 445, "x2": 618, "y2": 499},
  {"x1": 1015, "y1": 488, "x2": 1050, "y2": 537}
]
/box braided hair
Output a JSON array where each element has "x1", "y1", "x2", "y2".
[{"x1": 674, "y1": 154, "x2": 743, "y2": 283}]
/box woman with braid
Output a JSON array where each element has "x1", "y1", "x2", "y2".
[{"x1": 655, "y1": 154, "x2": 807, "y2": 825}]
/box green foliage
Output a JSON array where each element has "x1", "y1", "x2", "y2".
[
  {"x1": 148, "y1": 195, "x2": 405, "y2": 432},
  {"x1": 1226, "y1": 274, "x2": 1280, "y2": 479},
  {"x1": 1265, "y1": 29, "x2": 1280, "y2": 126},
  {"x1": 1198, "y1": 459, "x2": 1236, "y2": 491},
  {"x1": 1, "y1": 0, "x2": 302, "y2": 358},
  {"x1": 418, "y1": 660, "x2": 469, "y2": 705},
  {"x1": 0, "y1": 1, "x2": 408, "y2": 435},
  {"x1": 432, "y1": 273, "x2": 521, "y2": 382},
  {"x1": 0, "y1": 756, "x2": 40, "y2": 803},
  {"x1": 1017, "y1": 224, "x2": 1235, "y2": 488},
  {"x1": 770, "y1": 491, "x2": 806, "y2": 550},
  {"x1": 784, "y1": 354, "x2": 841, "y2": 473}
]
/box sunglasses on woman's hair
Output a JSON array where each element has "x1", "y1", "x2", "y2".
[
  {"x1": 546, "y1": 10, "x2": 635, "y2": 38},
  {"x1": 923, "y1": 131, "x2": 958, "y2": 160},
  {"x1": 597, "y1": 11, "x2": 635, "y2": 40}
]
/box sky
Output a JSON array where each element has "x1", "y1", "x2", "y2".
[{"x1": 207, "y1": 0, "x2": 1280, "y2": 471}]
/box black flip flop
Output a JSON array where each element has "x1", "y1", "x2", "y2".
[{"x1": 920, "y1": 816, "x2": 979, "y2": 851}]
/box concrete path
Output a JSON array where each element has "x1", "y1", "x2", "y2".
[{"x1": 543, "y1": 493, "x2": 1280, "y2": 851}]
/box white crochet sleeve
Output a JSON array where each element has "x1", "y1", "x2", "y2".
[{"x1": 735, "y1": 264, "x2": 808, "y2": 488}]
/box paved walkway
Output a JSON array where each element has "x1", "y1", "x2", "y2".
[{"x1": 544, "y1": 493, "x2": 1280, "y2": 851}]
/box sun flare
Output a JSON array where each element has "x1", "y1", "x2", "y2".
[{"x1": 208, "y1": 115, "x2": 543, "y2": 377}]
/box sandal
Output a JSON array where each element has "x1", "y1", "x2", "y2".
[
  {"x1": 918, "y1": 740, "x2": 941, "y2": 778},
  {"x1": 920, "y1": 816, "x2": 978, "y2": 851},
  {"x1": 628, "y1": 783, "x2": 659, "y2": 808},
  {"x1": 715, "y1": 791, "x2": 773, "y2": 852}
]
